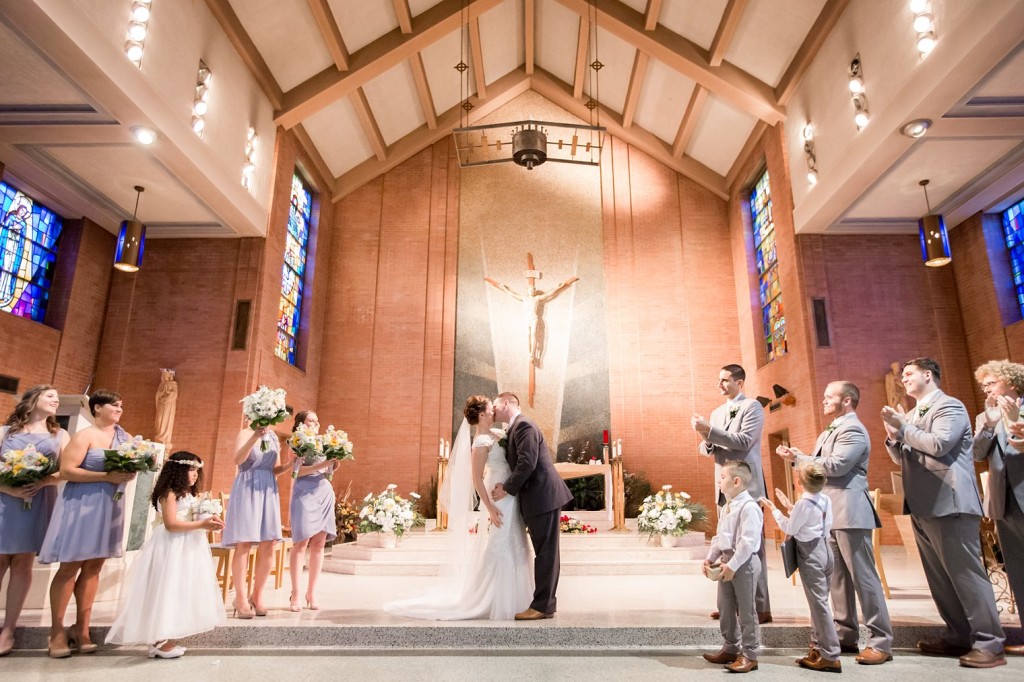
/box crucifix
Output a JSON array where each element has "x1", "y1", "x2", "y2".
[{"x1": 485, "y1": 253, "x2": 579, "y2": 407}]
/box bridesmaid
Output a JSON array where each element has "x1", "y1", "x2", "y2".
[
  {"x1": 222, "y1": 406, "x2": 295, "y2": 617},
  {"x1": 288, "y1": 410, "x2": 337, "y2": 612},
  {"x1": 39, "y1": 389, "x2": 135, "y2": 658},
  {"x1": 0, "y1": 385, "x2": 68, "y2": 656}
]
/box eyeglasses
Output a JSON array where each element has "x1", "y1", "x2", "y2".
[{"x1": 981, "y1": 380, "x2": 1001, "y2": 389}]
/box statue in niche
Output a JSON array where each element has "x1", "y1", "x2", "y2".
[
  {"x1": 154, "y1": 368, "x2": 178, "y2": 450},
  {"x1": 486, "y1": 253, "x2": 578, "y2": 407},
  {"x1": 885, "y1": 361, "x2": 909, "y2": 412}
]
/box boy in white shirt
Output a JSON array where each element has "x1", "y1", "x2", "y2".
[
  {"x1": 703, "y1": 461, "x2": 763, "y2": 673},
  {"x1": 761, "y1": 462, "x2": 841, "y2": 673}
]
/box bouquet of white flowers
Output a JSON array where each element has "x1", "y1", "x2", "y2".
[
  {"x1": 103, "y1": 436, "x2": 159, "y2": 500},
  {"x1": 318, "y1": 425, "x2": 354, "y2": 481},
  {"x1": 190, "y1": 493, "x2": 223, "y2": 520},
  {"x1": 637, "y1": 485, "x2": 707, "y2": 538},
  {"x1": 287, "y1": 423, "x2": 321, "y2": 479},
  {"x1": 0, "y1": 444, "x2": 54, "y2": 510},
  {"x1": 357, "y1": 484, "x2": 422, "y2": 538},
  {"x1": 240, "y1": 386, "x2": 289, "y2": 451}
]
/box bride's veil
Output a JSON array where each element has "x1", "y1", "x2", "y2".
[{"x1": 436, "y1": 418, "x2": 481, "y2": 587}]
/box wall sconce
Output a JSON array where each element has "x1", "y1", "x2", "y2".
[
  {"x1": 114, "y1": 186, "x2": 147, "y2": 272},
  {"x1": 192, "y1": 60, "x2": 212, "y2": 138},
  {"x1": 917, "y1": 179, "x2": 951, "y2": 267},
  {"x1": 910, "y1": 0, "x2": 937, "y2": 56},
  {"x1": 849, "y1": 55, "x2": 870, "y2": 129},
  {"x1": 802, "y1": 124, "x2": 818, "y2": 185},
  {"x1": 124, "y1": 1, "x2": 152, "y2": 66},
  {"x1": 773, "y1": 384, "x2": 796, "y2": 407},
  {"x1": 242, "y1": 127, "x2": 257, "y2": 190}
]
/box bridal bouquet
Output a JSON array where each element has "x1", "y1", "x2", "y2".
[
  {"x1": 358, "y1": 484, "x2": 422, "y2": 538},
  {"x1": 637, "y1": 485, "x2": 707, "y2": 537},
  {"x1": 319, "y1": 425, "x2": 354, "y2": 481},
  {"x1": 0, "y1": 444, "x2": 54, "y2": 510},
  {"x1": 287, "y1": 423, "x2": 321, "y2": 479},
  {"x1": 190, "y1": 493, "x2": 223, "y2": 520},
  {"x1": 559, "y1": 514, "x2": 598, "y2": 534},
  {"x1": 104, "y1": 436, "x2": 159, "y2": 500},
  {"x1": 240, "y1": 386, "x2": 289, "y2": 451}
]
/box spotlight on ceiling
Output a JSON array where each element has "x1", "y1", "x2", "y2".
[
  {"x1": 899, "y1": 119, "x2": 932, "y2": 138},
  {"x1": 131, "y1": 126, "x2": 157, "y2": 145}
]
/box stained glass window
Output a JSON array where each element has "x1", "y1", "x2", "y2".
[
  {"x1": 750, "y1": 169, "x2": 786, "y2": 362},
  {"x1": 275, "y1": 173, "x2": 312, "y2": 364},
  {"x1": 1, "y1": 182, "x2": 63, "y2": 323},
  {"x1": 1003, "y1": 197, "x2": 1024, "y2": 317}
]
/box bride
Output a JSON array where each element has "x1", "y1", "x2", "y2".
[{"x1": 384, "y1": 395, "x2": 533, "y2": 620}]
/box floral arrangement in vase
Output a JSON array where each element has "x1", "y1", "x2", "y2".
[
  {"x1": 357, "y1": 484, "x2": 423, "y2": 539},
  {"x1": 637, "y1": 485, "x2": 707, "y2": 538}
]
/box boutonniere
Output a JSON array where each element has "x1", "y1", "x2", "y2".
[
  {"x1": 825, "y1": 421, "x2": 839, "y2": 434},
  {"x1": 917, "y1": 405, "x2": 931, "y2": 418},
  {"x1": 728, "y1": 407, "x2": 739, "y2": 420},
  {"x1": 491, "y1": 427, "x2": 508, "y2": 449}
]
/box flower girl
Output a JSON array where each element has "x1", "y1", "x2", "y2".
[{"x1": 105, "y1": 451, "x2": 226, "y2": 658}]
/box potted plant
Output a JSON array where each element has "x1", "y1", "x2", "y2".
[
  {"x1": 637, "y1": 485, "x2": 707, "y2": 547},
  {"x1": 357, "y1": 484, "x2": 422, "y2": 548}
]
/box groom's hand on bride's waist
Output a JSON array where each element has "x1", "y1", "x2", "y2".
[{"x1": 491, "y1": 483, "x2": 507, "y2": 501}]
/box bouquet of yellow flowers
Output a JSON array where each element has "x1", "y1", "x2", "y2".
[
  {"x1": 287, "y1": 423, "x2": 321, "y2": 479},
  {"x1": 318, "y1": 425, "x2": 354, "y2": 481},
  {"x1": 0, "y1": 444, "x2": 53, "y2": 510},
  {"x1": 103, "y1": 436, "x2": 159, "y2": 500}
]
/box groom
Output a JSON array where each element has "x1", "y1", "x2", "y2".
[{"x1": 491, "y1": 392, "x2": 573, "y2": 620}]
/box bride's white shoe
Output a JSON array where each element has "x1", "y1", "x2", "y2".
[{"x1": 148, "y1": 643, "x2": 186, "y2": 659}]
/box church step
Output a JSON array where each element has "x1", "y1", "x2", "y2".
[{"x1": 322, "y1": 556, "x2": 704, "y2": 576}]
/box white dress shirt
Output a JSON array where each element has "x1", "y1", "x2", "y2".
[
  {"x1": 773, "y1": 492, "x2": 833, "y2": 541},
  {"x1": 707, "y1": 490, "x2": 763, "y2": 572}
]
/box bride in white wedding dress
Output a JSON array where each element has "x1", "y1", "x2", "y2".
[{"x1": 384, "y1": 396, "x2": 533, "y2": 620}]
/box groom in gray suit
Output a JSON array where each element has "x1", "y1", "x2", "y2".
[
  {"x1": 972, "y1": 360, "x2": 1024, "y2": 656},
  {"x1": 778, "y1": 381, "x2": 894, "y2": 665},
  {"x1": 882, "y1": 358, "x2": 1006, "y2": 669},
  {"x1": 692, "y1": 364, "x2": 772, "y2": 622}
]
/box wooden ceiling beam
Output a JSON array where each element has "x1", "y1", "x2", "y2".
[
  {"x1": 351, "y1": 87, "x2": 387, "y2": 161},
  {"x1": 334, "y1": 69, "x2": 532, "y2": 200},
  {"x1": 708, "y1": 0, "x2": 749, "y2": 67},
  {"x1": 553, "y1": 0, "x2": 784, "y2": 124},
  {"x1": 672, "y1": 84, "x2": 707, "y2": 158},
  {"x1": 293, "y1": 123, "x2": 336, "y2": 190},
  {"x1": 525, "y1": 0, "x2": 535, "y2": 74},
  {"x1": 306, "y1": 0, "x2": 350, "y2": 71},
  {"x1": 468, "y1": 16, "x2": 487, "y2": 100},
  {"x1": 410, "y1": 52, "x2": 438, "y2": 130},
  {"x1": 643, "y1": 0, "x2": 663, "y2": 31},
  {"x1": 393, "y1": 0, "x2": 414, "y2": 34},
  {"x1": 725, "y1": 120, "x2": 768, "y2": 190},
  {"x1": 203, "y1": 0, "x2": 284, "y2": 109},
  {"x1": 572, "y1": 16, "x2": 590, "y2": 100},
  {"x1": 275, "y1": 0, "x2": 504, "y2": 130},
  {"x1": 621, "y1": 51, "x2": 649, "y2": 129},
  {"x1": 775, "y1": 0, "x2": 850, "y2": 105}
]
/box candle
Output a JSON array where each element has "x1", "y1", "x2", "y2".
[
  {"x1": 439, "y1": 437, "x2": 444, "y2": 460},
  {"x1": 603, "y1": 430, "x2": 609, "y2": 444}
]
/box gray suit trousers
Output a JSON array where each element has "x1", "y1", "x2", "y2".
[
  {"x1": 996, "y1": 492, "x2": 1024, "y2": 628},
  {"x1": 717, "y1": 554, "x2": 761, "y2": 660},
  {"x1": 912, "y1": 514, "x2": 1005, "y2": 652},
  {"x1": 719, "y1": 503, "x2": 770, "y2": 614},
  {"x1": 830, "y1": 529, "x2": 894, "y2": 652},
  {"x1": 797, "y1": 536, "x2": 840, "y2": 660}
]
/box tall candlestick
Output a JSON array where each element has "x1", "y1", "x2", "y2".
[{"x1": 603, "y1": 429, "x2": 609, "y2": 444}]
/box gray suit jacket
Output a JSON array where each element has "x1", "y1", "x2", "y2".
[
  {"x1": 885, "y1": 391, "x2": 982, "y2": 518},
  {"x1": 801, "y1": 414, "x2": 880, "y2": 530},
  {"x1": 973, "y1": 413, "x2": 1024, "y2": 520},
  {"x1": 502, "y1": 414, "x2": 573, "y2": 518},
  {"x1": 698, "y1": 394, "x2": 766, "y2": 502}
]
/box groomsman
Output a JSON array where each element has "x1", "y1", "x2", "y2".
[
  {"x1": 882, "y1": 358, "x2": 1006, "y2": 669},
  {"x1": 777, "y1": 381, "x2": 894, "y2": 665},
  {"x1": 692, "y1": 364, "x2": 772, "y2": 622},
  {"x1": 973, "y1": 361, "x2": 1024, "y2": 656}
]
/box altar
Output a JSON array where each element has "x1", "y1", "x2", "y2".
[{"x1": 555, "y1": 462, "x2": 613, "y2": 521}]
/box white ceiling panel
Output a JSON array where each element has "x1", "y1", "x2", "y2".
[
  {"x1": 0, "y1": 21, "x2": 88, "y2": 106},
  {"x1": 632, "y1": 58, "x2": 695, "y2": 145},
  {"x1": 409, "y1": 0, "x2": 446, "y2": 16},
  {"x1": 420, "y1": 28, "x2": 478, "y2": 115},
  {"x1": 581, "y1": 27, "x2": 634, "y2": 115},
  {"x1": 618, "y1": 0, "x2": 647, "y2": 14},
  {"x1": 303, "y1": 98, "x2": 375, "y2": 177},
  {"x1": 329, "y1": 0, "x2": 398, "y2": 54},
  {"x1": 230, "y1": 0, "x2": 334, "y2": 91},
  {"x1": 845, "y1": 138, "x2": 1023, "y2": 220},
  {"x1": 685, "y1": 94, "x2": 757, "y2": 176},
  {"x1": 659, "y1": 0, "x2": 729, "y2": 51},
  {"x1": 971, "y1": 44, "x2": 1024, "y2": 99},
  {"x1": 363, "y1": 61, "x2": 428, "y2": 145},
  {"x1": 724, "y1": 0, "x2": 825, "y2": 87},
  {"x1": 535, "y1": 0, "x2": 580, "y2": 85},
  {"x1": 479, "y1": 0, "x2": 524, "y2": 85},
  {"x1": 43, "y1": 145, "x2": 217, "y2": 223}
]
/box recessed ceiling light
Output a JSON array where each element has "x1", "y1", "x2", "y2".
[
  {"x1": 899, "y1": 118, "x2": 932, "y2": 138},
  {"x1": 131, "y1": 126, "x2": 157, "y2": 145}
]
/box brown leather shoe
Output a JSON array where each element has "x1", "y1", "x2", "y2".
[
  {"x1": 917, "y1": 638, "x2": 971, "y2": 657},
  {"x1": 855, "y1": 647, "x2": 893, "y2": 665},
  {"x1": 514, "y1": 608, "x2": 553, "y2": 621},
  {"x1": 703, "y1": 649, "x2": 739, "y2": 664},
  {"x1": 725, "y1": 656, "x2": 758, "y2": 673},
  {"x1": 1005, "y1": 644, "x2": 1024, "y2": 656},
  {"x1": 799, "y1": 655, "x2": 842, "y2": 673},
  {"x1": 959, "y1": 649, "x2": 1006, "y2": 668},
  {"x1": 710, "y1": 610, "x2": 721, "y2": 620},
  {"x1": 797, "y1": 648, "x2": 821, "y2": 664},
  {"x1": 757, "y1": 611, "x2": 773, "y2": 624}
]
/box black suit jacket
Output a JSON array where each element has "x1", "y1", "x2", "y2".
[{"x1": 502, "y1": 415, "x2": 572, "y2": 518}]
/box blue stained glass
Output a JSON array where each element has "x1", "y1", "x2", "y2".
[
  {"x1": 748, "y1": 169, "x2": 786, "y2": 362},
  {"x1": 276, "y1": 173, "x2": 313, "y2": 364},
  {"x1": 1, "y1": 181, "x2": 63, "y2": 323},
  {"x1": 1003, "y1": 198, "x2": 1024, "y2": 319}
]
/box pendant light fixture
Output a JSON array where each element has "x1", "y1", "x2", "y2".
[
  {"x1": 114, "y1": 185, "x2": 147, "y2": 272},
  {"x1": 918, "y1": 179, "x2": 951, "y2": 267}
]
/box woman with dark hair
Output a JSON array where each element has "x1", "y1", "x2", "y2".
[
  {"x1": 0, "y1": 385, "x2": 68, "y2": 656},
  {"x1": 288, "y1": 410, "x2": 337, "y2": 612},
  {"x1": 105, "y1": 451, "x2": 225, "y2": 658},
  {"x1": 39, "y1": 389, "x2": 136, "y2": 658},
  {"x1": 222, "y1": 404, "x2": 295, "y2": 617}
]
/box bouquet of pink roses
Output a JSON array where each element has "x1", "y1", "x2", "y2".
[{"x1": 0, "y1": 444, "x2": 54, "y2": 510}]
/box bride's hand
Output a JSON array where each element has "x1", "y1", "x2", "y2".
[{"x1": 487, "y1": 506, "x2": 504, "y2": 528}]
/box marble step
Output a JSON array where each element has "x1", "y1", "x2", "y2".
[{"x1": 323, "y1": 555, "x2": 705, "y2": 576}]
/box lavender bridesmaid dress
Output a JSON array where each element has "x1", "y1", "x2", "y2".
[
  {"x1": 0, "y1": 430, "x2": 63, "y2": 555},
  {"x1": 39, "y1": 426, "x2": 129, "y2": 563},
  {"x1": 221, "y1": 438, "x2": 283, "y2": 546},
  {"x1": 289, "y1": 459, "x2": 337, "y2": 543}
]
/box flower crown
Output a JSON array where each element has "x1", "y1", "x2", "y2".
[{"x1": 166, "y1": 459, "x2": 203, "y2": 469}]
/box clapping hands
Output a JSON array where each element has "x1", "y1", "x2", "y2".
[
  {"x1": 880, "y1": 405, "x2": 906, "y2": 440},
  {"x1": 984, "y1": 394, "x2": 1021, "y2": 427}
]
